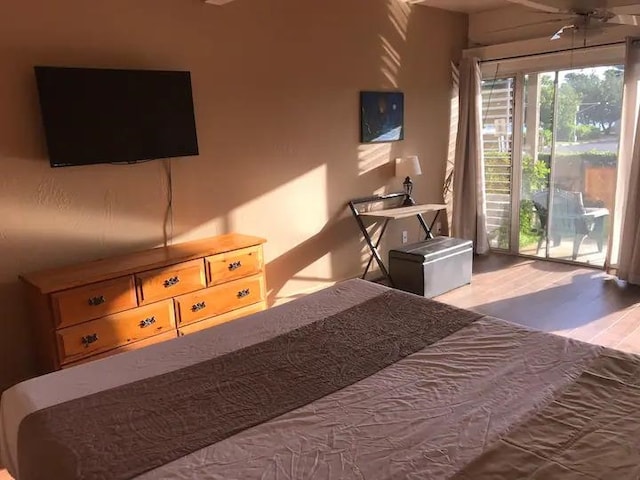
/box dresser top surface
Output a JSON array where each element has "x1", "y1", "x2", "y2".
[{"x1": 22, "y1": 233, "x2": 267, "y2": 294}]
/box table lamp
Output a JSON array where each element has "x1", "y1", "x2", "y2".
[{"x1": 396, "y1": 155, "x2": 422, "y2": 202}]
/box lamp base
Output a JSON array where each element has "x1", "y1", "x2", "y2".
[
  {"x1": 402, "y1": 176, "x2": 413, "y2": 195},
  {"x1": 402, "y1": 176, "x2": 415, "y2": 206}
]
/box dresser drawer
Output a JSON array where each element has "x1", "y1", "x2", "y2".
[
  {"x1": 56, "y1": 299, "x2": 176, "y2": 364},
  {"x1": 136, "y1": 259, "x2": 206, "y2": 305},
  {"x1": 62, "y1": 331, "x2": 178, "y2": 368},
  {"x1": 206, "y1": 245, "x2": 263, "y2": 286},
  {"x1": 175, "y1": 274, "x2": 265, "y2": 326},
  {"x1": 179, "y1": 301, "x2": 266, "y2": 336},
  {"x1": 52, "y1": 276, "x2": 137, "y2": 328}
]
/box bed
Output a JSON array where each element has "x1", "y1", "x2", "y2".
[{"x1": 1, "y1": 278, "x2": 639, "y2": 479}]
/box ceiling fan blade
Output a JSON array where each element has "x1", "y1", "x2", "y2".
[
  {"x1": 607, "y1": 14, "x2": 640, "y2": 26},
  {"x1": 487, "y1": 17, "x2": 574, "y2": 34},
  {"x1": 505, "y1": 0, "x2": 564, "y2": 13},
  {"x1": 551, "y1": 24, "x2": 577, "y2": 40}
]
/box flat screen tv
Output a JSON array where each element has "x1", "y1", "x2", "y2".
[{"x1": 34, "y1": 66, "x2": 199, "y2": 168}]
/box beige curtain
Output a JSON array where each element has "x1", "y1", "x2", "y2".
[
  {"x1": 607, "y1": 38, "x2": 640, "y2": 284},
  {"x1": 452, "y1": 57, "x2": 490, "y2": 254}
]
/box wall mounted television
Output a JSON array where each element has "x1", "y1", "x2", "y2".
[{"x1": 34, "y1": 66, "x2": 199, "y2": 168}]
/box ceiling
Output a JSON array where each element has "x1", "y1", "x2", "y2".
[{"x1": 414, "y1": 0, "x2": 512, "y2": 13}]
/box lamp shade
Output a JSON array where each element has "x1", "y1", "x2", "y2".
[{"x1": 395, "y1": 155, "x2": 422, "y2": 178}]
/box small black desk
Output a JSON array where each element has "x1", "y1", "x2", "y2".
[{"x1": 348, "y1": 193, "x2": 447, "y2": 283}]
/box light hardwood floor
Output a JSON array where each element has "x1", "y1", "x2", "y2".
[{"x1": 436, "y1": 253, "x2": 640, "y2": 353}]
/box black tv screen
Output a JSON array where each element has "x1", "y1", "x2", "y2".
[{"x1": 34, "y1": 66, "x2": 199, "y2": 167}]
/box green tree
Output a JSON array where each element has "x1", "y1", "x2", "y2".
[
  {"x1": 565, "y1": 68, "x2": 623, "y2": 135},
  {"x1": 557, "y1": 83, "x2": 581, "y2": 142},
  {"x1": 539, "y1": 75, "x2": 555, "y2": 134},
  {"x1": 540, "y1": 75, "x2": 581, "y2": 142}
]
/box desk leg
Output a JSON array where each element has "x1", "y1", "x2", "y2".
[
  {"x1": 362, "y1": 219, "x2": 391, "y2": 280},
  {"x1": 429, "y1": 210, "x2": 442, "y2": 237},
  {"x1": 417, "y1": 213, "x2": 433, "y2": 240},
  {"x1": 416, "y1": 210, "x2": 442, "y2": 240},
  {"x1": 349, "y1": 202, "x2": 392, "y2": 282}
]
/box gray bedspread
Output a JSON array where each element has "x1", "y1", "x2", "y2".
[
  {"x1": 10, "y1": 279, "x2": 637, "y2": 479},
  {"x1": 18, "y1": 288, "x2": 480, "y2": 480}
]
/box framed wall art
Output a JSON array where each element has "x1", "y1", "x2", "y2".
[{"x1": 360, "y1": 91, "x2": 404, "y2": 143}]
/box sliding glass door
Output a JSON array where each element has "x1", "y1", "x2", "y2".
[
  {"x1": 519, "y1": 66, "x2": 623, "y2": 266},
  {"x1": 482, "y1": 64, "x2": 625, "y2": 267}
]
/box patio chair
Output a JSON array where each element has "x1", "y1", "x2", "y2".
[{"x1": 532, "y1": 188, "x2": 609, "y2": 261}]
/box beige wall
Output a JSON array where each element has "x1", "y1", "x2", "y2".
[{"x1": 0, "y1": 0, "x2": 467, "y2": 391}]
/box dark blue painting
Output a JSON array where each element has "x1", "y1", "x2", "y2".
[{"x1": 360, "y1": 91, "x2": 404, "y2": 143}]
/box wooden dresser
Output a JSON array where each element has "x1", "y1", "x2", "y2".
[{"x1": 21, "y1": 233, "x2": 267, "y2": 373}]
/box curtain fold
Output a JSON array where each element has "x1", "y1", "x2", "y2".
[
  {"x1": 607, "y1": 38, "x2": 640, "y2": 283},
  {"x1": 452, "y1": 57, "x2": 490, "y2": 254},
  {"x1": 443, "y1": 61, "x2": 460, "y2": 237}
]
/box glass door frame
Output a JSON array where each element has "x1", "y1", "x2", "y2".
[{"x1": 509, "y1": 71, "x2": 525, "y2": 254}]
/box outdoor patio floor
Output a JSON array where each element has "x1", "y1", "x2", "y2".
[{"x1": 519, "y1": 237, "x2": 607, "y2": 267}]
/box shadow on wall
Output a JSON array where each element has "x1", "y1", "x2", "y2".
[
  {"x1": 262, "y1": 217, "x2": 393, "y2": 308},
  {"x1": 265, "y1": 159, "x2": 403, "y2": 305},
  {"x1": 265, "y1": 215, "x2": 354, "y2": 305},
  {"x1": 0, "y1": 281, "x2": 33, "y2": 392}
]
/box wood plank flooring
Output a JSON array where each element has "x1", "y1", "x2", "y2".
[{"x1": 436, "y1": 253, "x2": 640, "y2": 353}]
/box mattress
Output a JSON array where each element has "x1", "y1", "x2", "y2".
[{"x1": 1, "y1": 278, "x2": 638, "y2": 479}]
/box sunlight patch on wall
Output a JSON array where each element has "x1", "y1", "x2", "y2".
[
  {"x1": 379, "y1": 0, "x2": 412, "y2": 90},
  {"x1": 387, "y1": 0, "x2": 411, "y2": 42},
  {"x1": 230, "y1": 164, "x2": 329, "y2": 258},
  {"x1": 380, "y1": 36, "x2": 401, "y2": 88},
  {"x1": 172, "y1": 219, "x2": 226, "y2": 244},
  {"x1": 373, "y1": 185, "x2": 390, "y2": 197},
  {"x1": 176, "y1": 164, "x2": 338, "y2": 302},
  {"x1": 358, "y1": 143, "x2": 392, "y2": 175}
]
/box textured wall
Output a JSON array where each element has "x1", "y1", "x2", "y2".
[{"x1": 0, "y1": 0, "x2": 467, "y2": 391}]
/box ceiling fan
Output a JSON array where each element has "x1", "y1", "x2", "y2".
[{"x1": 499, "y1": 0, "x2": 640, "y2": 42}]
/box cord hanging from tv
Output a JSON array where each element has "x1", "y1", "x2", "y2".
[{"x1": 34, "y1": 66, "x2": 199, "y2": 168}]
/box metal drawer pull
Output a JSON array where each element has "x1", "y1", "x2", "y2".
[
  {"x1": 139, "y1": 316, "x2": 156, "y2": 328},
  {"x1": 81, "y1": 333, "x2": 99, "y2": 347},
  {"x1": 191, "y1": 301, "x2": 206, "y2": 312},
  {"x1": 237, "y1": 288, "x2": 250, "y2": 298},
  {"x1": 228, "y1": 261, "x2": 242, "y2": 271},
  {"x1": 163, "y1": 276, "x2": 180, "y2": 288},
  {"x1": 88, "y1": 295, "x2": 105, "y2": 306}
]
